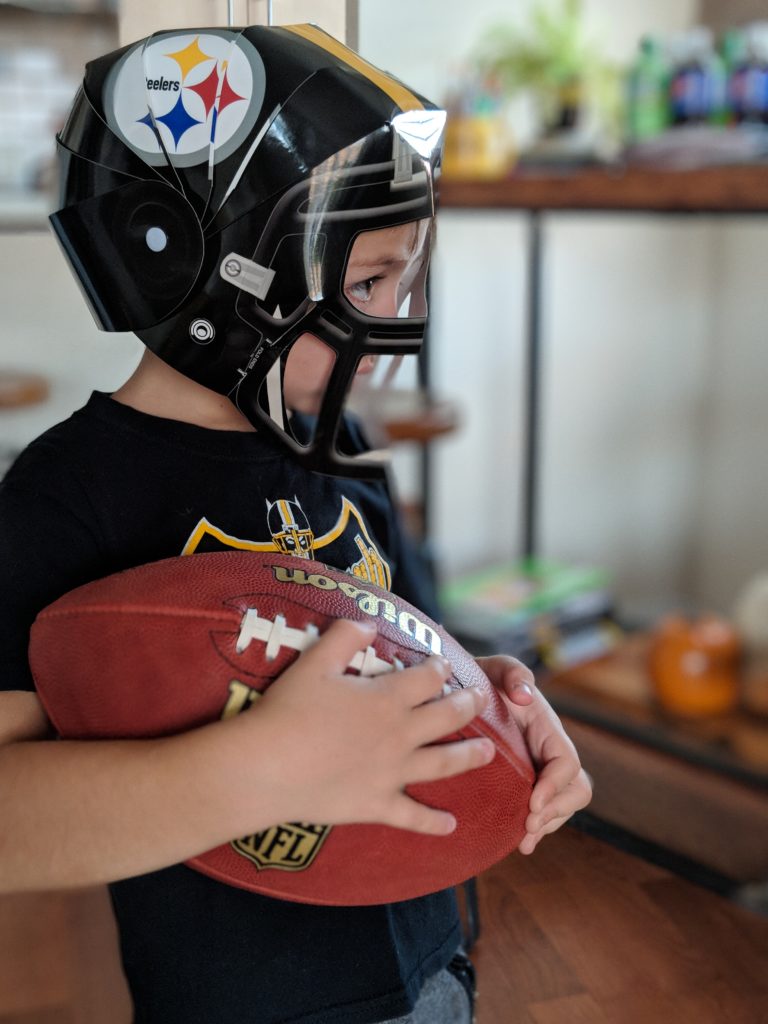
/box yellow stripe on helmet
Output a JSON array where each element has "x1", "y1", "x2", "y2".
[
  {"x1": 277, "y1": 499, "x2": 296, "y2": 527},
  {"x1": 284, "y1": 24, "x2": 424, "y2": 113}
]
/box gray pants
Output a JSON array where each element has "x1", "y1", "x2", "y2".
[{"x1": 381, "y1": 954, "x2": 475, "y2": 1024}]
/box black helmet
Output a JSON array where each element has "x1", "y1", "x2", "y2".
[{"x1": 50, "y1": 24, "x2": 445, "y2": 478}]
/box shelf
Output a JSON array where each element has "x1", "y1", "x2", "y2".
[
  {"x1": 0, "y1": 371, "x2": 49, "y2": 408},
  {"x1": 350, "y1": 389, "x2": 460, "y2": 445},
  {"x1": 440, "y1": 162, "x2": 768, "y2": 214},
  {"x1": 542, "y1": 633, "x2": 768, "y2": 788},
  {"x1": 378, "y1": 391, "x2": 460, "y2": 444},
  {"x1": 0, "y1": 1, "x2": 116, "y2": 15}
]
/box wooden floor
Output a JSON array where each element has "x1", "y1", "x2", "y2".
[
  {"x1": 472, "y1": 828, "x2": 768, "y2": 1024},
  {"x1": 1, "y1": 826, "x2": 767, "y2": 1023}
]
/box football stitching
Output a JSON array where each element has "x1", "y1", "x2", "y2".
[{"x1": 235, "y1": 607, "x2": 405, "y2": 677}]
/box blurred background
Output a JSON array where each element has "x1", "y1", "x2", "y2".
[
  {"x1": 1, "y1": 1, "x2": 767, "y2": 1018},
  {"x1": 2, "y1": 0, "x2": 767, "y2": 622}
]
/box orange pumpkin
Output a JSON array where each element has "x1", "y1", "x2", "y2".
[{"x1": 648, "y1": 614, "x2": 741, "y2": 717}]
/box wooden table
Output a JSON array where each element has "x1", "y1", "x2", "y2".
[{"x1": 541, "y1": 634, "x2": 768, "y2": 883}]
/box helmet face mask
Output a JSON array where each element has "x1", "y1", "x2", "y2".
[{"x1": 50, "y1": 24, "x2": 445, "y2": 478}]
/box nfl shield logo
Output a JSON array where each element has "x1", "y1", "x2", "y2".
[{"x1": 232, "y1": 822, "x2": 331, "y2": 872}]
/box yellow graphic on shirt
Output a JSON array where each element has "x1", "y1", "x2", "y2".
[
  {"x1": 181, "y1": 495, "x2": 391, "y2": 589},
  {"x1": 266, "y1": 497, "x2": 315, "y2": 559}
]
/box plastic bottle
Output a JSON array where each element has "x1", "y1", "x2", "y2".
[
  {"x1": 705, "y1": 33, "x2": 729, "y2": 125},
  {"x1": 669, "y1": 28, "x2": 718, "y2": 126},
  {"x1": 722, "y1": 28, "x2": 749, "y2": 123},
  {"x1": 742, "y1": 22, "x2": 768, "y2": 124},
  {"x1": 626, "y1": 36, "x2": 670, "y2": 141}
]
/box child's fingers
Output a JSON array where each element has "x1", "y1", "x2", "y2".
[
  {"x1": 410, "y1": 685, "x2": 489, "y2": 746},
  {"x1": 527, "y1": 769, "x2": 593, "y2": 829},
  {"x1": 477, "y1": 654, "x2": 535, "y2": 690},
  {"x1": 384, "y1": 792, "x2": 457, "y2": 836},
  {"x1": 388, "y1": 655, "x2": 453, "y2": 708},
  {"x1": 407, "y1": 736, "x2": 495, "y2": 785},
  {"x1": 528, "y1": 754, "x2": 580, "y2": 813}
]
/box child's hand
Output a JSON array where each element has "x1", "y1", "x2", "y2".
[
  {"x1": 239, "y1": 620, "x2": 495, "y2": 837},
  {"x1": 476, "y1": 655, "x2": 593, "y2": 854}
]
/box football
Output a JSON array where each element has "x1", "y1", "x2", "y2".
[{"x1": 29, "y1": 550, "x2": 535, "y2": 906}]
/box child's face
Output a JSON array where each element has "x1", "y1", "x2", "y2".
[{"x1": 282, "y1": 219, "x2": 430, "y2": 414}]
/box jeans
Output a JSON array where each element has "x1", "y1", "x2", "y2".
[{"x1": 381, "y1": 953, "x2": 475, "y2": 1024}]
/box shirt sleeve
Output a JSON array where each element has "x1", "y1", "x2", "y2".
[{"x1": 0, "y1": 454, "x2": 105, "y2": 692}]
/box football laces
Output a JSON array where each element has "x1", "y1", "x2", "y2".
[{"x1": 236, "y1": 608, "x2": 404, "y2": 676}]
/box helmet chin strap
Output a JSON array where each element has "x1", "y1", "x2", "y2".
[{"x1": 265, "y1": 358, "x2": 285, "y2": 430}]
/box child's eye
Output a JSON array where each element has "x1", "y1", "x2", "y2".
[{"x1": 346, "y1": 276, "x2": 380, "y2": 305}]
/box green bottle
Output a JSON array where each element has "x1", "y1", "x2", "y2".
[{"x1": 627, "y1": 36, "x2": 671, "y2": 141}]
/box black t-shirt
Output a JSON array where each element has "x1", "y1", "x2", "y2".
[{"x1": 0, "y1": 392, "x2": 461, "y2": 1024}]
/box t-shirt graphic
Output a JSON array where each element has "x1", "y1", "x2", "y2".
[{"x1": 180, "y1": 494, "x2": 391, "y2": 589}]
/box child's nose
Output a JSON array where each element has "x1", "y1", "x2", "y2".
[{"x1": 375, "y1": 284, "x2": 400, "y2": 319}]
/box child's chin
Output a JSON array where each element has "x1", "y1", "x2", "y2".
[{"x1": 287, "y1": 396, "x2": 323, "y2": 417}]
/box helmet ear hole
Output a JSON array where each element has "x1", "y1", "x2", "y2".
[
  {"x1": 50, "y1": 179, "x2": 204, "y2": 332},
  {"x1": 145, "y1": 226, "x2": 168, "y2": 252},
  {"x1": 122, "y1": 190, "x2": 202, "y2": 308}
]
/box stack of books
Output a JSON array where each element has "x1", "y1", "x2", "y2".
[{"x1": 440, "y1": 559, "x2": 619, "y2": 671}]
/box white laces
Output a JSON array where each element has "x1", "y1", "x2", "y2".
[{"x1": 236, "y1": 608, "x2": 404, "y2": 677}]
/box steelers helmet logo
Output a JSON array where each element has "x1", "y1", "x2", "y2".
[{"x1": 104, "y1": 30, "x2": 265, "y2": 168}]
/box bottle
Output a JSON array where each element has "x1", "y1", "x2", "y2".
[
  {"x1": 626, "y1": 36, "x2": 670, "y2": 141},
  {"x1": 669, "y1": 28, "x2": 716, "y2": 126},
  {"x1": 705, "y1": 33, "x2": 729, "y2": 125},
  {"x1": 722, "y1": 28, "x2": 749, "y2": 124},
  {"x1": 742, "y1": 23, "x2": 768, "y2": 124}
]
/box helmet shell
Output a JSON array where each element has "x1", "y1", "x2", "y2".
[{"x1": 50, "y1": 25, "x2": 445, "y2": 477}]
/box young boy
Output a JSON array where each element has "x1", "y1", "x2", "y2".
[{"x1": 0, "y1": 24, "x2": 590, "y2": 1024}]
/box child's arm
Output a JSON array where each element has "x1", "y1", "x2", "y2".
[
  {"x1": 476, "y1": 654, "x2": 593, "y2": 853},
  {"x1": 0, "y1": 619, "x2": 493, "y2": 893}
]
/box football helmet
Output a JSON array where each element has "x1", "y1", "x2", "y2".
[{"x1": 50, "y1": 24, "x2": 445, "y2": 477}]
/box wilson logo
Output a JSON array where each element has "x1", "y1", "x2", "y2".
[{"x1": 271, "y1": 565, "x2": 443, "y2": 655}]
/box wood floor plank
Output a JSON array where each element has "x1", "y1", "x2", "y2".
[
  {"x1": 474, "y1": 828, "x2": 768, "y2": 1024},
  {"x1": 475, "y1": 875, "x2": 583, "y2": 999},
  {"x1": 473, "y1": 848, "x2": 585, "y2": 1024},
  {"x1": 641, "y1": 877, "x2": 768, "y2": 995},
  {"x1": 513, "y1": 874, "x2": 692, "y2": 1000},
  {"x1": 528, "y1": 992, "x2": 612, "y2": 1024},
  {"x1": 599, "y1": 980, "x2": 768, "y2": 1024}
]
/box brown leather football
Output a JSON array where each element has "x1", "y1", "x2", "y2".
[{"x1": 29, "y1": 550, "x2": 535, "y2": 906}]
